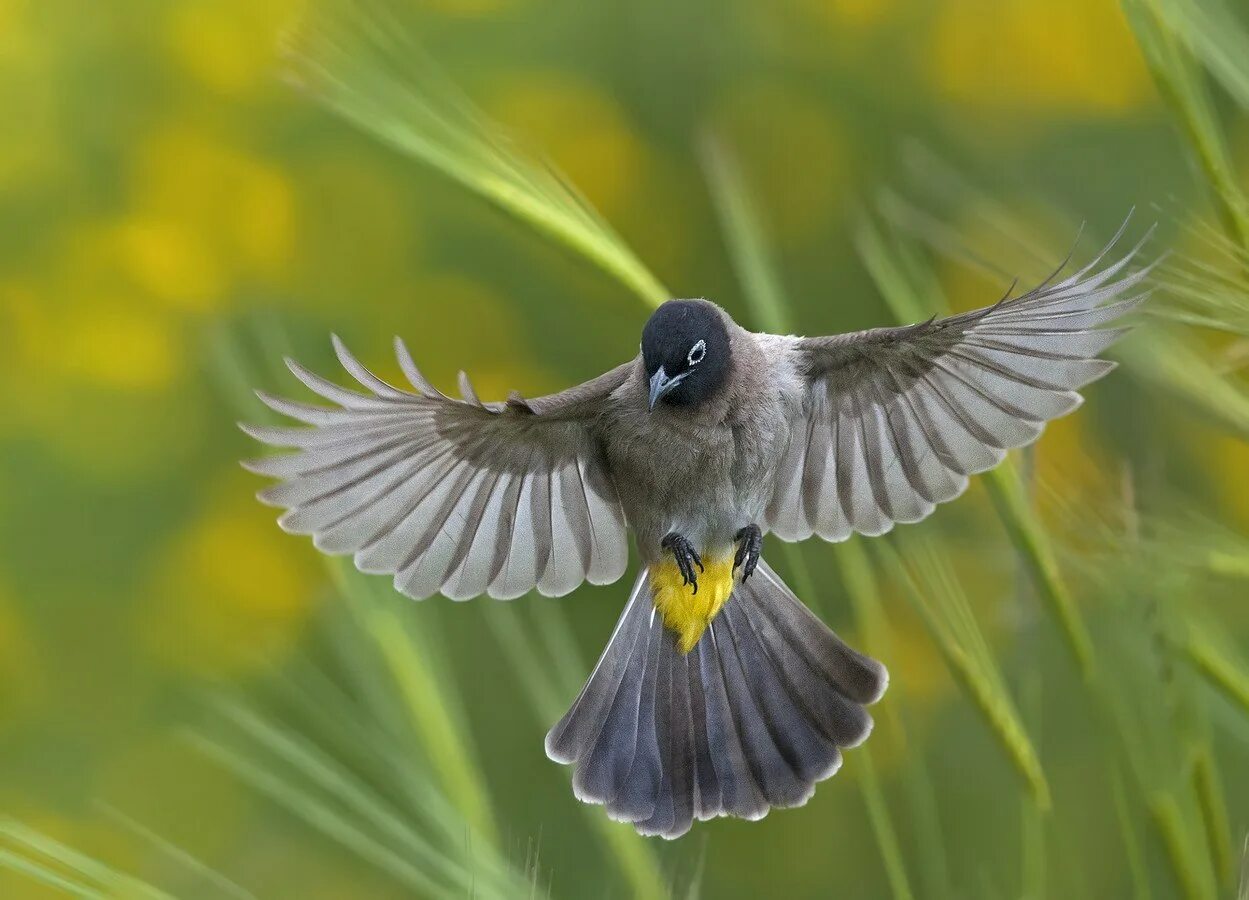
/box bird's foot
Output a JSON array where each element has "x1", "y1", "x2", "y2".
[
  {"x1": 661, "y1": 532, "x2": 704, "y2": 594},
  {"x1": 733, "y1": 524, "x2": 762, "y2": 582}
]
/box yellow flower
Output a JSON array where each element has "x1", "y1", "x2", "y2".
[
  {"x1": 62, "y1": 304, "x2": 181, "y2": 391},
  {"x1": 930, "y1": 0, "x2": 1152, "y2": 118},
  {"x1": 140, "y1": 477, "x2": 317, "y2": 676},
  {"x1": 114, "y1": 216, "x2": 226, "y2": 313},
  {"x1": 132, "y1": 125, "x2": 295, "y2": 282},
  {"x1": 166, "y1": 0, "x2": 303, "y2": 94}
]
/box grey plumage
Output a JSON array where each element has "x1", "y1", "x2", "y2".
[
  {"x1": 244, "y1": 225, "x2": 1149, "y2": 838},
  {"x1": 546, "y1": 560, "x2": 885, "y2": 837}
]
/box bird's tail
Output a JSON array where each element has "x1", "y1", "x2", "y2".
[{"x1": 545, "y1": 558, "x2": 888, "y2": 838}]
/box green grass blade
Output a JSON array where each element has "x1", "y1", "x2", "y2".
[
  {"x1": 854, "y1": 216, "x2": 1096, "y2": 677},
  {"x1": 97, "y1": 804, "x2": 259, "y2": 900},
  {"x1": 1019, "y1": 675, "x2": 1045, "y2": 900},
  {"x1": 1117, "y1": 329, "x2": 1249, "y2": 438},
  {"x1": 189, "y1": 734, "x2": 454, "y2": 898},
  {"x1": 1150, "y1": 792, "x2": 1218, "y2": 900},
  {"x1": 484, "y1": 602, "x2": 669, "y2": 900},
  {"x1": 1190, "y1": 747, "x2": 1233, "y2": 887},
  {"x1": 335, "y1": 567, "x2": 500, "y2": 847},
  {"x1": 1184, "y1": 623, "x2": 1249, "y2": 718},
  {"x1": 206, "y1": 697, "x2": 521, "y2": 896},
  {"x1": 1122, "y1": 0, "x2": 1249, "y2": 253},
  {"x1": 285, "y1": 0, "x2": 668, "y2": 308},
  {"x1": 216, "y1": 322, "x2": 503, "y2": 854},
  {"x1": 1150, "y1": 0, "x2": 1249, "y2": 110},
  {"x1": 701, "y1": 136, "x2": 793, "y2": 333},
  {"x1": 0, "y1": 846, "x2": 104, "y2": 899},
  {"x1": 1109, "y1": 765, "x2": 1154, "y2": 900},
  {"x1": 0, "y1": 820, "x2": 176, "y2": 900},
  {"x1": 1239, "y1": 834, "x2": 1249, "y2": 900},
  {"x1": 982, "y1": 458, "x2": 1094, "y2": 677},
  {"x1": 857, "y1": 750, "x2": 916, "y2": 900},
  {"x1": 878, "y1": 539, "x2": 1051, "y2": 809}
]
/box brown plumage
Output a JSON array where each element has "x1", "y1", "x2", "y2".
[{"x1": 244, "y1": 226, "x2": 1149, "y2": 838}]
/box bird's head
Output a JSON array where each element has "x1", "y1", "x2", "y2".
[{"x1": 641, "y1": 299, "x2": 732, "y2": 411}]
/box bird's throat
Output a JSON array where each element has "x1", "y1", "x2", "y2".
[{"x1": 650, "y1": 553, "x2": 737, "y2": 654}]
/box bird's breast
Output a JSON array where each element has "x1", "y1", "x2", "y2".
[{"x1": 601, "y1": 406, "x2": 789, "y2": 557}]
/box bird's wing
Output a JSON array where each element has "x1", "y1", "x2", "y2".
[
  {"x1": 243, "y1": 337, "x2": 632, "y2": 600},
  {"x1": 765, "y1": 230, "x2": 1152, "y2": 543}
]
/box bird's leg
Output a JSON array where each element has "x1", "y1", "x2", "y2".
[
  {"x1": 661, "y1": 532, "x2": 704, "y2": 594},
  {"x1": 733, "y1": 524, "x2": 762, "y2": 581}
]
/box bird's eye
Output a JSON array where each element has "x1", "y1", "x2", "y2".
[{"x1": 687, "y1": 339, "x2": 707, "y2": 366}]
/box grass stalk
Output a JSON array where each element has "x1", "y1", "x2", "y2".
[
  {"x1": 1123, "y1": 0, "x2": 1249, "y2": 254},
  {"x1": 1190, "y1": 747, "x2": 1233, "y2": 886},
  {"x1": 485, "y1": 602, "x2": 670, "y2": 900},
  {"x1": 1184, "y1": 624, "x2": 1249, "y2": 717},
  {"x1": 206, "y1": 693, "x2": 531, "y2": 896},
  {"x1": 1150, "y1": 793, "x2": 1217, "y2": 900},
  {"x1": 877, "y1": 539, "x2": 1050, "y2": 809},
  {"x1": 0, "y1": 846, "x2": 104, "y2": 898},
  {"x1": 1239, "y1": 834, "x2": 1249, "y2": 900},
  {"x1": 0, "y1": 820, "x2": 175, "y2": 900},
  {"x1": 285, "y1": 0, "x2": 669, "y2": 308},
  {"x1": 1110, "y1": 766, "x2": 1154, "y2": 900},
  {"x1": 336, "y1": 568, "x2": 500, "y2": 846},
  {"x1": 855, "y1": 216, "x2": 1096, "y2": 678},
  {"x1": 97, "y1": 804, "x2": 258, "y2": 900},
  {"x1": 190, "y1": 735, "x2": 456, "y2": 897},
  {"x1": 857, "y1": 750, "x2": 916, "y2": 900},
  {"x1": 982, "y1": 458, "x2": 1095, "y2": 677}
]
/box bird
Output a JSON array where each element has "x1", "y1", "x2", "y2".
[{"x1": 242, "y1": 225, "x2": 1150, "y2": 839}]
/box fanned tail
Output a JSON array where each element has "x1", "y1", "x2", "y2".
[{"x1": 545, "y1": 559, "x2": 888, "y2": 838}]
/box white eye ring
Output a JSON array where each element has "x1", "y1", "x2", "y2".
[{"x1": 687, "y1": 339, "x2": 707, "y2": 366}]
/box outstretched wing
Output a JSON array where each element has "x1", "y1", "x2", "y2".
[
  {"x1": 766, "y1": 230, "x2": 1152, "y2": 543},
  {"x1": 243, "y1": 337, "x2": 631, "y2": 600}
]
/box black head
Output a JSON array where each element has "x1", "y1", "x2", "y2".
[{"x1": 641, "y1": 299, "x2": 731, "y2": 410}]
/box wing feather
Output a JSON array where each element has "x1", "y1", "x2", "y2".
[
  {"x1": 244, "y1": 340, "x2": 631, "y2": 600},
  {"x1": 767, "y1": 231, "x2": 1147, "y2": 542}
]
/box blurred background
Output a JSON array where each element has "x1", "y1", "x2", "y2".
[{"x1": 2, "y1": 0, "x2": 1249, "y2": 897}]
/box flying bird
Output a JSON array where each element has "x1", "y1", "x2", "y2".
[{"x1": 243, "y1": 228, "x2": 1148, "y2": 838}]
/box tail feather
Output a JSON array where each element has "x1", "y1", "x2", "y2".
[
  {"x1": 683, "y1": 647, "x2": 725, "y2": 820},
  {"x1": 546, "y1": 559, "x2": 887, "y2": 839},
  {"x1": 743, "y1": 576, "x2": 875, "y2": 747},
  {"x1": 720, "y1": 600, "x2": 843, "y2": 797},
  {"x1": 567, "y1": 624, "x2": 648, "y2": 812},
  {"x1": 635, "y1": 644, "x2": 677, "y2": 836},
  {"x1": 754, "y1": 564, "x2": 887, "y2": 707},
  {"x1": 694, "y1": 628, "x2": 768, "y2": 821},
  {"x1": 545, "y1": 577, "x2": 649, "y2": 765},
  {"x1": 609, "y1": 621, "x2": 664, "y2": 822}
]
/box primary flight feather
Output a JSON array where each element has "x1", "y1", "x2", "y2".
[{"x1": 244, "y1": 226, "x2": 1148, "y2": 838}]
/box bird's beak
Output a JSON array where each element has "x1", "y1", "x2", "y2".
[{"x1": 648, "y1": 366, "x2": 687, "y2": 411}]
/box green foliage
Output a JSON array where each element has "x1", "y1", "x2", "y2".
[
  {"x1": 7, "y1": 0, "x2": 1249, "y2": 897},
  {"x1": 285, "y1": 0, "x2": 669, "y2": 308},
  {"x1": 0, "y1": 821, "x2": 176, "y2": 900}
]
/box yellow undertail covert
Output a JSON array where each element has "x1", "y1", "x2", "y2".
[{"x1": 649, "y1": 552, "x2": 738, "y2": 654}]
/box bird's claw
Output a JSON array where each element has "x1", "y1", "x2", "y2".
[
  {"x1": 661, "y1": 532, "x2": 704, "y2": 594},
  {"x1": 734, "y1": 524, "x2": 762, "y2": 582}
]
